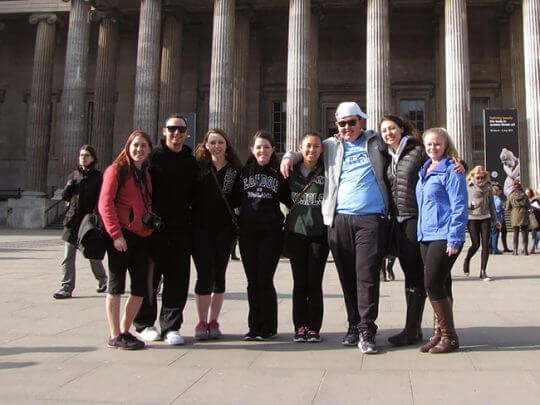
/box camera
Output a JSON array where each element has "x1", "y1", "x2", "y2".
[{"x1": 142, "y1": 212, "x2": 164, "y2": 231}]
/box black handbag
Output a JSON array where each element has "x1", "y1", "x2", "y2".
[{"x1": 77, "y1": 213, "x2": 108, "y2": 260}]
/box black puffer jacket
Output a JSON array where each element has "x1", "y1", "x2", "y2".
[
  {"x1": 386, "y1": 137, "x2": 427, "y2": 218},
  {"x1": 62, "y1": 167, "x2": 103, "y2": 244}
]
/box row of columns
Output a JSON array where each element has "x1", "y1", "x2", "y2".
[{"x1": 21, "y1": 0, "x2": 540, "y2": 194}]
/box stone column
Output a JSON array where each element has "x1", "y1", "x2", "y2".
[
  {"x1": 134, "y1": 0, "x2": 162, "y2": 142},
  {"x1": 159, "y1": 13, "x2": 183, "y2": 127},
  {"x1": 286, "y1": 0, "x2": 311, "y2": 150},
  {"x1": 232, "y1": 9, "x2": 249, "y2": 150},
  {"x1": 24, "y1": 14, "x2": 58, "y2": 196},
  {"x1": 522, "y1": 0, "x2": 540, "y2": 189},
  {"x1": 209, "y1": 0, "x2": 235, "y2": 136},
  {"x1": 311, "y1": 5, "x2": 320, "y2": 132},
  {"x1": 366, "y1": 0, "x2": 390, "y2": 131},
  {"x1": 92, "y1": 11, "x2": 119, "y2": 168},
  {"x1": 433, "y1": 3, "x2": 446, "y2": 127},
  {"x1": 510, "y1": 9, "x2": 529, "y2": 186},
  {"x1": 445, "y1": 0, "x2": 472, "y2": 163},
  {"x1": 57, "y1": 0, "x2": 92, "y2": 182}
]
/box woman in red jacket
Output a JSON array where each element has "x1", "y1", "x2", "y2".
[{"x1": 99, "y1": 130, "x2": 154, "y2": 350}]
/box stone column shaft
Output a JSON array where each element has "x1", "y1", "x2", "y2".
[
  {"x1": 445, "y1": 0, "x2": 472, "y2": 163},
  {"x1": 510, "y1": 10, "x2": 528, "y2": 186},
  {"x1": 310, "y1": 10, "x2": 320, "y2": 131},
  {"x1": 25, "y1": 14, "x2": 58, "y2": 194},
  {"x1": 434, "y1": 8, "x2": 446, "y2": 127},
  {"x1": 232, "y1": 11, "x2": 249, "y2": 151},
  {"x1": 366, "y1": 0, "x2": 390, "y2": 131},
  {"x1": 134, "y1": 0, "x2": 162, "y2": 142},
  {"x1": 522, "y1": 0, "x2": 540, "y2": 189},
  {"x1": 93, "y1": 13, "x2": 119, "y2": 168},
  {"x1": 286, "y1": 0, "x2": 311, "y2": 150},
  {"x1": 159, "y1": 14, "x2": 183, "y2": 127},
  {"x1": 58, "y1": 0, "x2": 92, "y2": 181},
  {"x1": 209, "y1": 0, "x2": 235, "y2": 136}
]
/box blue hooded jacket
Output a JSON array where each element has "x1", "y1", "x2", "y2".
[{"x1": 416, "y1": 157, "x2": 468, "y2": 249}]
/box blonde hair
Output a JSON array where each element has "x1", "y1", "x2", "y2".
[
  {"x1": 467, "y1": 165, "x2": 490, "y2": 183},
  {"x1": 422, "y1": 127, "x2": 461, "y2": 162}
]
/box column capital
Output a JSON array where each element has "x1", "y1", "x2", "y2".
[
  {"x1": 29, "y1": 13, "x2": 58, "y2": 25},
  {"x1": 92, "y1": 0, "x2": 120, "y2": 8},
  {"x1": 90, "y1": 9, "x2": 121, "y2": 24}
]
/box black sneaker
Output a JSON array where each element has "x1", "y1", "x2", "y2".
[
  {"x1": 53, "y1": 289, "x2": 72, "y2": 299},
  {"x1": 243, "y1": 331, "x2": 257, "y2": 341},
  {"x1": 255, "y1": 332, "x2": 276, "y2": 341},
  {"x1": 358, "y1": 330, "x2": 378, "y2": 354},
  {"x1": 293, "y1": 327, "x2": 307, "y2": 342},
  {"x1": 108, "y1": 332, "x2": 145, "y2": 350},
  {"x1": 96, "y1": 283, "x2": 107, "y2": 293},
  {"x1": 342, "y1": 326, "x2": 359, "y2": 346},
  {"x1": 306, "y1": 330, "x2": 321, "y2": 343}
]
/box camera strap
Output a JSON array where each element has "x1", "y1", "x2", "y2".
[
  {"x1": 290, "y1": 166, "x2": 322, "y2": 212},
  {"x1": 135, "y1": 168, "x2": 152, "y2": 213},
  {"x1": 210, "y1": 164, "x2": 239, "y2": 232}
]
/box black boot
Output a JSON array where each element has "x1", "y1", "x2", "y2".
[
  {"x1": 388, "y1": 288, "x2": 426, "y2": 346},
  {"x1": 463, "y1": 257, "x2": 470, "y2": 276}
]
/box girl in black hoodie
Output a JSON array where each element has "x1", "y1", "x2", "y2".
[{"x1": 234, "y1": 130, "x2": 290, "y2": 340}]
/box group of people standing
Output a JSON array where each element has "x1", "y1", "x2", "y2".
[{"x1": 51, "y1": 100, "x2": 535, "y2": 355}]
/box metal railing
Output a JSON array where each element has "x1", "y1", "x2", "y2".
[{"x1": 44, "y1": 199, "x2": 67, "y2": 227}]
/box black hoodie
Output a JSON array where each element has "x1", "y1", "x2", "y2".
[
  {"x1": 234, "y1": 161, "x2": 291, "y2": 232},
  {"x1": 150, "y1": 139, "x2": 199, "y2": 232}
]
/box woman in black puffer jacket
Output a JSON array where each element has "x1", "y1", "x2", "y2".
[{"x1": 53, "y1": 145, "x2": 108, "y2": 299}]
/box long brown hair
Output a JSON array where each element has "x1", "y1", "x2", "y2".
[
  {"x1": 194, "y1": 128, "x2": 243, "y2": 171},
  {"x1": 379, "y1": 114, "x2": 422, "y2": 144},
  {"x1": 112, "y1": 130, "x2": 153, "y2": 187}
]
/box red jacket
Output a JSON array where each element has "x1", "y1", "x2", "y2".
[{"x1": 98, "y1": 163, "x2": 153, "y2": 240}]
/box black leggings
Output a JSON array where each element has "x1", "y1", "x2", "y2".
[
  {"x1": 392, "y1": 217, "x2": 424, "y2": 292},
  {"x1": 192, "y1": 226, "x2": 236, "y2": 295},
  {"x1": 465, "y1": 218, "x2": 491, "y2": 270},
  {"x1": 239, "y1": 228, "x2": 283, "y2": 336},
  {"x1": 286, "y1": 231, "x2": 329, "y2": 332},
  {"x1": 420, "y1": 241, "x2": 460, "y2": 300},
  {"x1": 513, "y1": 225, "x2": 529, "y2": 252}
]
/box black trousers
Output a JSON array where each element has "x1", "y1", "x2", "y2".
[
  {"x1": 134, "y1": 230, "x2": 191, "y2": 337},
  {"x1": 286, "y1": 230, "x2": 329, "y2": 332},
  {"x1": 192, "y1": 226, "x2": 236, "y2": 295},
  {"x1": 328, "y1": 213, "x2": 387, "y2": 333},
  {"x1": 465, "y1": 218, "x2": 491, "y2": 270},
  {"x1": 420, "y1": 241, "x2": 460, "y2": 300},
  {"x1": 500, "y1": 220, "x2": 510, "y2": 250},
  {"x1": 513, "y1": 225, "x2": 529, "y2": 252},
  {"x1": 239, "y1": 228, "x2": 283, "y2": 336},
  {"x1": 392, "y1": 217, "x2": 425, "y2": 292}
]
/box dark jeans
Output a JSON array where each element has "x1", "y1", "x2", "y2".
[
  {"x1": 465, "y1": 218, "x2": 491, "y2": 270},
  {"x1": 192, "y1": 226, "x2": 236, "y2": 295},
  {"x1": 286, "y1": 230, "x2": 329, "y2": 332},
  {"x1": 134, "y1": 230, "x2": 191, "y2": 337},
  {"x1": 420, "y1": 240, "x2": 460, "y2": 300},
  {"x1": 239, "y1": 228, "x2": 283, "y2": 336},
  {"x1": 490, "y1": 224, "x2": 500, "y2": 253},
  {"x1": 106, "y1": 230, "x2": 150, "y2": 296},
  {"x1": 328, "y1": 213, "x2": 388, "y2": 333},
  {"x1": 392, "y1": 217, "x2": 425, "y2": 292},
  {"x1": 513, "y1": 225, "x2": 529, "y2": 252}
]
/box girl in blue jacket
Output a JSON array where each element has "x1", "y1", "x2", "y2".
[{"x1": 416, "y1": 127, "x2": 468, "y2": 354}]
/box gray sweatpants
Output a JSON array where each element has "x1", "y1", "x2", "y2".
[{"x1": 60, "y1": 242, "x2": 107, "y2": 292}]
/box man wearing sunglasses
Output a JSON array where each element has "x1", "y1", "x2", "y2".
[
  {"x1": 134, "y1": 114, "x2": 199, "y2": 346},
  {"x1": 281, "y1": 102, "x2": 389, "y2": 354}
]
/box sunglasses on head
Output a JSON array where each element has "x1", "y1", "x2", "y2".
[
  {"x1": 337, "y1": 119, "x2": 358, "y2": 128},
  {"x1": 166, "y1": 125, "x2": 188, "y2": 134}
]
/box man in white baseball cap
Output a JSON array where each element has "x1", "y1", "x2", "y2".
[{"x1": 281, "y1": 101, "x2": 389, "y2": 354}]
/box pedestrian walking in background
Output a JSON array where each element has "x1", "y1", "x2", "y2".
[
  {"x1": 53, "y1": 145, "x2": 107, "y2": 299},
  {"x1": 506, "y1": 180, "x2": 531, "y2": 255},
  {"x1": 525, "y1": 187, "x2": 540, "y2": 254},
  {"x1": 462, "y1": 166, "x2": 500, "y2": 281},
  {"x1": 490, "y1": 183, "x2": 505, "y2": 255}
]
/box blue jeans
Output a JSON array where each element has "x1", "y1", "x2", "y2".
[{"x1": 489, "y1": 224, "x2": 500, "y2": 254}]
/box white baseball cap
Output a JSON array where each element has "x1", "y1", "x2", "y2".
[{"x1": 335, "y1": 102, "x2": 369, "y2": 121}]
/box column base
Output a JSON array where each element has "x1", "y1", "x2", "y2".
[{"x1": 7, "y1": 197, "x2": 55, "y2": 229}]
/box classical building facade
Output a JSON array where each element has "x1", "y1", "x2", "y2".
[{"x1": 0, "y1": 0, "x2": 539, "y2": 225}]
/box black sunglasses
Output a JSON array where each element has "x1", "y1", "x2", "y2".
[
  {"x1": 166, "y1": 125, "x2": 188, "y2": 134},
  {"x1": 337, "y1": 119, "x2": 358, "y2": 128}
]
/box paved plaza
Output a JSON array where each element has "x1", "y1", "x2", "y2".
[{"x1": 1, "y1": 227, "x2": 539, "y2": 404}]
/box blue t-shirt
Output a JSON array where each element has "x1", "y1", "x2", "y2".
[{"x1": 336, "y1": 137, "x2": 385, "y2": 215}]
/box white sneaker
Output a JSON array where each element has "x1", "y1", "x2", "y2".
[
  {"x1": 138, "y1": 326, "x2": 161, "y2": 342},
  {"x1": 165, "y1": 330, "x2": 184, "y2": 346}
]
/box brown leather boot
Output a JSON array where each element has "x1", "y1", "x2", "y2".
[
  {"x1": 429, "y1": 297, "x2": 459, "y2": 353},
  {"x1": 419, "y1": 313, "x2": 440, "y2": 353}
]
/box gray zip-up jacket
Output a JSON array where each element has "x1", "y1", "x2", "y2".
[{"x1": 284, "y1": 130, "x2": 389, "y2": 227}]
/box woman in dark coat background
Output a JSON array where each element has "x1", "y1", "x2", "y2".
[{"x1": 53, "y1": 145, "x2": 108, "y2": 299}]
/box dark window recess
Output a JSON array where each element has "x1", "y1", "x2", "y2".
[
  {"x1": 272, "y1": 101, "x2": 286, "y2": 153},
  {"x1": 400, "y1": 100, "x2": 425, "y2": 132}
]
